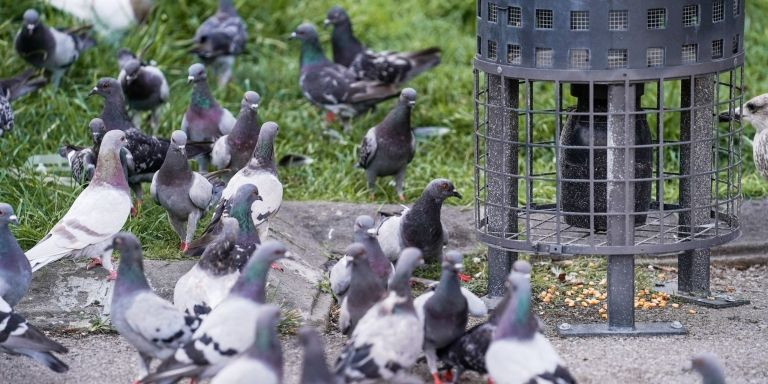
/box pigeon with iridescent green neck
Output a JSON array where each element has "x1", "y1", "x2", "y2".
[
  {"x1": 290, "y1": 23, "x2": 399, "y2": 128},
  {"x1": 192, "y1": 0, "x2": 247, "y2": 87},
  {"x1": 212, "y1": 91, "x2": 261, "y2": 178},
  {"x1": 141, "y1": 241, "x2": 287, "y2": 384},
  {"x1": 151, "y1": 130, "x2": 217, "y2": 252},
  {"x1": 182, "y1": 63, "x2": 237, "y2": 172},
  {"x1": 109, "y1": 233, "x2": 200, "y2": 381},
  {"x1": 219, "y1": 122, "x2": 282, "y2": 241},
  {"x1": 210, "y1": 305, "x2": 282, "y2": 384},
  {"x1": 0, "y1": 203, "x2": 30, "y2": 308},
  {"x1": 25, "y1": 130, "x2": 131, "y2": 280}
]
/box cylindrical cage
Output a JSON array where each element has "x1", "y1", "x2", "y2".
[{"x1": 473, "y1": 0, "x2": 745, "y2": 257}]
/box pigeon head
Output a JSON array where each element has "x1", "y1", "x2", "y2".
[
  {"x1": 246, "y1": 305, "x2": 282, "y2": 369},
  {"x1": 490, "y1": 260, "x2": 534, "y2": 323},
  {"x1": 344, "y1": 243, "x2": 367, "y2": 264},
  {"x1": 110, "y1": 232, "x2": 141, "y2": 259},
  {"x1": 89, "y1": 78, "x2": 122, "y2": 99},
  {"x1": 389, "y1": 247, "x2": 424, "y2": 298},
  {"x1": 100, "y1": 129, "x2": 127, "y2": 152},
  {"x1": 399, "y1": 88, "x2": 417, "y2": 108},
  {"x1": 248, "y1": 122, "x2": 279, "y2": 169},
  {"x1": 354, "y1": 215, "x2": 375, "y2": 238},
  {"x1": 187, "y1": 63, "x2": 207, "y2": 84},
  {"x1": 229, "y1": 184, "x2": 263, "y2": 228},
  {"x1": 324, "y1": 6, "x2": 350, "y2": 27},
  {"x1": 736, "y1": 94, "x2": 768, "y2": 132},
  {"x1": 170, "y1": 130, "x2": 187, "y2": 150},
  {"x1": 298, "y1": 326, "x2": 322, "y2": 348},
  {"x1": 89, "y1": 118, "x2": 107, "y2": 142},
  {"x1": 290, "y1": 23, "x2": 320, "y2": 42},
  {"x1": 242, "y1": 91, "x2": 261, "y2": 112},
  {"x1": 0, "y1": 203, "x2": 19, "y2": 226},
  {"x1": 691, "y1": 353, "x2": 726, "y2": 384},
  {"x1": 441, "y1": 250, "x2": 464, "y2": 273},
  {"x1": 123, "y1": 60, "x2": 142, "y2": 82},
  {"x1": 512, "y1": 260, "x2": 532, "y2": 276},
  {"x1": 110, "y1": 232, "x2": 151, "y2": 290},
  {"x1": 424, "y1": 179, "x2": 462, "y2": 201},
  {"x1": 494, "y1": 271, "x2": 537, "y2": 340},
  {"x1": 22, "y1": 9, "x2": 40, "y2": 34}
]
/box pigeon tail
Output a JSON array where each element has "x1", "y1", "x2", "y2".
[
  {"x1": 26, "y1": 242, "x2": 71, "y2": 273},
  {"x1": 397, "y1": 47, "x2": 441, "y2": 83},
  {"x1": 0, "y1": 68, "x2": 47, "y2": 101}
]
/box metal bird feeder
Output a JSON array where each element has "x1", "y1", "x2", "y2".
[{"x1": 474, "y1": 0, "x2": 748, "y2": 336}]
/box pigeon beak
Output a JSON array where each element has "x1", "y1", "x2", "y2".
[
  {"x1": 345, "y1": 255, "x2": 354, "y2": 263},
  {"x1": 289, "y1": 31, "x2": 298, "y2": 40},
  {"x1": 454, "y1": 263, "x2": 464, "y2": 271},
  {"x1": 323, "y1": 19, "x2": 331, "y2": 28},
  {"x1": 366, "y1": 228, "x2": 377, "y2": 236},
  {"x1": 88, "y1": 87, "x2": 98, "y2": 97},
  {"x1": 408, "y1": 100, "x2": 416, "y2": 107},
  {"x1": 187, "y1": 76, "x2": 195, "y2": 84},
  {"x1": 250, "y1": 104, "x2": 259, "y2": 111},
  {"x1": 451, "y1": 191, "x2": 463, "y2": 199},
  {"x1": 26, "y1": 24, "x2": 35, "y2": 34},
  {"x1": 9, "y1": 215, "x2": 19, "y2": 225}
]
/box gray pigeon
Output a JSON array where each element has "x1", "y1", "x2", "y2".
[
  {"x1": 376, "y1": 179, "x2": 462, "y2": 264},
  {"x1": 0, "y1": 204, "x2": 31, "y2": 308},
  {"x1": 191, "y1": 0, "x2": 247, "y2": 87},
  {"x1": 334, "y1": 248, "x2": 425, "y2": 382},
  {"x1": 0, "y1": 296, "x2": 69, "y2": 372},
  {"x1": 358, "y1": 88, "x2": 417, "y2": 201},
  {"x1": 324, "y1": 6, "x2": 441, "y2": 85},
  {"x1": 141, "y1": 241, "x2": 287, "y2": 383},
  {"x1": 299, "y1": 327, "x2": 333, "y2": 384},
  {"x1": 26, "y1": 130, "x2": 131, "y2": 280},
  {"x1": 151, "y1": 130, "x2": 217, "y2": 252},
  {"x1": 117, "y1": 49, "x2": 169, "y2": 132},
  {"x1": 14, "y1": 9, "x2": 94, "y2": 88},
  {"x1": 211, "y1": 91, "x2": 261, "y2": 178},
  {"x1": 415, "y1": 251, "x2": 468, "y2": 384},
  {"x1": 109, "y1": 233, "x2": 201, "y2": 380},
  {"x1": 219, "y1": 122, "x2": 282, "y2": 241},
  {"x1": 329, "y1": 215, "x2": 393, "y2": 300},
  {"x1": 436, "y1": 261, "x2": 532, "y2": 381},
  {"x1": 337, "y1": 243, "x2": 387, "y2": 335},
  {"x1": 210, "y1": 305, "x2": 282, "y2": 384},
  {"x1": 173, "y1": 197, "x2": 261, "y2": 317},
  {"x1": 182, "y1": 63, "x2": 237, "y2": 172},
  {"x1": 0, "y1": 69, "x2": 47, "y2": 137},
  {"x1": 89, "y1": 77, "x2": 135, "y2": 132},
  {"x1": 485, "y1": 270, "x2": 576, "y2": 384},
  {"x1": 691, "y1": 353, "x2": 726, "y2": 384},
  {"x1": 290, "y1": 23, "x2": 400, "y2": 129}
]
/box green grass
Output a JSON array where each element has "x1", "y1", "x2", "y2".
[{"x1": 1, "y1": 0, "x2": 768, "y2": 258}]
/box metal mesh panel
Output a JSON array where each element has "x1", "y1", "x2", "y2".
[
  {"x1": 508, "y1": 44, "x2": 521, "y2": 64},
  {"x1": 647, "y1": 8, "x2": 667, "y2": 29},
  {"x1": 683, "y1": 5, "x2": 700, "y2": 27},
  {"x1": 488, "y1": 40, "x2": 498, "y2": 61},
  {"x1": 488, "y1": 2, "x2": 498, "y2": 23},
  {"x1": 732, "y1": 34, "x2": 740, "y2": 54},
  {"x1": 569, "y1": 49, "x2": 590, "y2": 69},
  {"x1": 536, "y1": 48, "x2": 554, "y2": 68},
  {"x1": 734, "y1": 0, "x2": 741, "y2": 15},
  {"x1": 647, "y1": 48, "x2": 665, "y2": 67},
  {"x1": 536, "y1": 9, "x2": 554, "y2": 29},
  {"x1": 712, "y1": 39, "x2": 723, "y2": 59},
  {"x1": 713, "y1": 0, "x2": 724, "y2": 22},
  {"x1": 609, "y1": 10, "x2": 629, "y2": 31},
  {"x1": 607, "y1": 49, "x2": 628, "y2": 69},
  {"x1": 570, "y1": 11, "x2": 590, "y2": 31},
  {"x1": 477, "y1": 35, "x2": 482, "y2": 55},
  {"x1": 508, "y1": 6, "x2": 522, "y2": 27},
  {"x1": 682, "y1": 44, "x2": 698, "y2": 64}
]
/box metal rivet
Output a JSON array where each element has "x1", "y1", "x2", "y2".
[
  {"x1": 671, "y1": 321, "x2": 683, "y2": 329},
  {"x1": 559, "y1": 323, "x2": 571, "y2": 331}
]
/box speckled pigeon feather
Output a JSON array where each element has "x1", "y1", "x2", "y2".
[
  {"x1": 0, "y1": 69, "x2": 46, "y2": 136},
  {"x1": 58, "y1": 144, "x2": 96, "y2": 185},
  {"x1": 0, "y1": 296, "x2": 69, "y2": 373}
]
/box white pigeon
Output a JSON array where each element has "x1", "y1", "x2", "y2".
[
  {"x1": 25, "y1": 130, "x2": 131, "y2": 280},
  {"x1": 45, "y1": 0, "x2": 153, "y2": 41},
  {"x1": 219, "y1": 122, "x2": 282, "y2": 241}
]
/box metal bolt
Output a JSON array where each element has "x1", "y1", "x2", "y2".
[
  {"x1": 558, "y1": 323, "x2": 571, "y2": 331},
  {"x1": 496, "y1": 66, "x2": 503, "y2": 74},
  {"x1": 671, "y1": 321, "x2": 683, "y2": 329}
]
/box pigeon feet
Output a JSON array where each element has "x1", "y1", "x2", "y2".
[
  {"x1": 86, "y1": 257, "x2": 103, "y2": 270},
  {"x1": 431, "y1": 372, "x2": 444, "y2": 384},
  {"x1": 369, "y1": 193, "x2": 376, "y2": 201},
  {"x1": 106, "y1": 270, "x2": 117, "y2": 281},
  {"x1": 131, "y1": 200, "x2": 143, "y2": 218},
  {"x1": 458, "y1": 273, "x2": 472, "y2": 283},
  {"x1": 487, "y1": 379, "x2": 494, "y2": 384},
  {"x1": 439, "y1": 370, "x2": 454, "y2": 383},
  {"x1": 179, "y1": 242, "x2": 189, "y2": 252},
  {"x1": 398, "y1": 193, "x2": 406, "y2": 202},
  {"x1": 270, "y1": 263, "x2": 284, "y2": 272},
  {"x1": 325, "y1": 111, "x2": 336, "y2": 123}
]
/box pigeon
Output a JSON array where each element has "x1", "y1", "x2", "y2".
[
  {"x1": 337, "y1": 243, "x2": 387, "y2": 335},
  {"x1": 358, "y1": 88, "x2": 417, "y2": 201},
  {"x1": 151, "y1": 130, "x2": 217, "y2": 251},
  {"x1": 25, "y1": 130, "x2": 131, "y2": 280},
  {"x1": 0, "y1": 296, "x2": 69, "y2": 372},
  {"x1": 436, "y1": 260, "x2": 532, "y2": 382},
  {"x1": 485, "y1": 270, "x2": 576, "y2": 384},
  {"x1": 173, "y1": 189, "x2": 262, "y2": 317},
  {"x1": 59, "y1": 144, "x2": 96, "y2": 185},
  {"x1": 184, "y1": 183, "x2": 262, "y2": 258},
  {"x1": 182, "y1": 63, "x2": 237, "y2": 172},
  {"x1": 0, "y1": 204, "x2": 31, "y2": 308},
  {"x1": 329, "y1": 215, "x2": 393, "y2": 300},
  {"x1": 334, "y1": 248, "x2": 425, "y2": 383},
  {"x1": 219, "y1": 122, "x2": 282, "y2": 241},
  {"x1": 0, "y1": 69, "x2": 47, "y2": 137},
  {"x1": 324, "y1": 6, "x2": 441, "y2": 85},
  {"x1": 413, "y1": 250, "x2": 469, "y2": 384},
  {"x1": 191, "y1": 0, "x2": 247, "y2": 87},
  {"x1": 691, "y1": 353, "x2": 726, "y2": 384},
  {"x1": 89, "y1": 77, "x2": 135, "y2": 133},
  {"x1": 724, "y1": 94, "x2": 768, "y2": 179},
  {"x1": 209, "y1": 305, "x2": 282, "y2": 384},
  {"x1": 109, "y1": 233, "x2": 201, "y2": 380},
  {"x1": 376, "y1": 178, "x2": 462, "y2": 264},
  {"x1": 117, "y1": 49, "x2": 169, "y2": 131},
  {"x1": 140, "y1": 241, "x2": 287, "y2": 383},
  {"x1": 45, "y1": 0, "x2": 153, "y2": 42},
  {"x1": 14, "y1": 9, "x2": 94, "y2": 88},
  {"x1": 290, "y1": 23, "x2": 400, "y2": 128},
  {"x1": 298, "y1": 326, "x2": 334, "y2": 384},
  {"x1": 211, "y1": 91, "x2": 261, "y2": 178}
]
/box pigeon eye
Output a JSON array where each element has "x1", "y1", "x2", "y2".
[{"x1": 747, "y1": 102, "x2": 757, "y2": 112}]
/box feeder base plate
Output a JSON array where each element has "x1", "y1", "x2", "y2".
[
  {"x1": 556, "y1": 322, "x2": 687, "y2": 337},
  {"x1": 656, "y1": 282, "x2": 750, "y2": 308}
]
